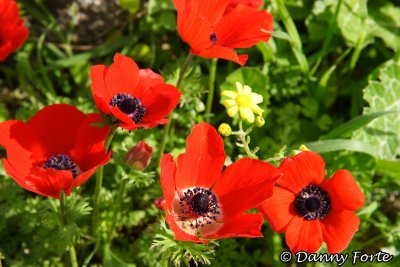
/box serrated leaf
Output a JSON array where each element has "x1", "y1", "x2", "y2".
[{"x1": 353, "y1": 60, "x2": 400, "y2": 159}]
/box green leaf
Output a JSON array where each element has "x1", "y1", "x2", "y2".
[
  {"x1": 302, "y1": 139, "x2": 379, "y2": 157},
  {"x1": 119, "y1": 0, "x2": 140, "y2": 14},
  {"x1": 375, "y1": 159, "x2": 400, "y2": 177},
  {"x1": 353, "y1": 59, "x2": 400, "y2": 159},
  {"x1": 324, "y1": 111, "x2": 398, "y2": 139}
]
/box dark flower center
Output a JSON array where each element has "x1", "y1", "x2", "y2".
[
  {"x1": 42, "y1": 154, "x2": 81, "y2": 178},
  {"x1": 110, "y1": 93, "x2": 146, "y2": 124},
  {"x1": 210, "y1": 32, "x2": 217, "y2": 45},
  {"x1": 178, "y1": 187, "x2": 220, "y2": 228},
  {"x1": 191, "y1": 193, "x2": 210, "y2": 214},
  {"x1": 295, "y1": 184, "x2": 331, "y2": 220}
]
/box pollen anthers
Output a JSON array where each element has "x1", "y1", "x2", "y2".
[
  {"x1": 295, "y1": 184, "x2": 331, "y2": 220},
  {"x1": 209, "y1": 32, "x2": 217, "y2": 45},
  {"x1": 175, "y1": 187, "x2": 221, "y2": 230},
  {"x1": 42, "y1": 154, "x2": 81, "y2": 178},
  {"x1": 110, "y1": 93, "x2": 146, "y2": 124}
]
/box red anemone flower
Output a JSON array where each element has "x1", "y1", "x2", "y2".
[
  {"x1": 90, "y1": 53, "x2": 181, "y2": 130},
  {"x1": 0, "y1": 104, "x2": 111, "y2": 199},
  {"x1": 172, "y1": 0, "x2": 273, "y2": 66},
  {"x1": 259, "y1": 151, "x2": 365, "y2": 253},
  {"x1": 0, "y1": 0, "x2": 29, "y2": 61},
  {"x1": 160, "y1": 123, "x2": 280, "y2": 243},
  {"x1": 227, "y1": 0, "x2": 263, "y2": 12}
]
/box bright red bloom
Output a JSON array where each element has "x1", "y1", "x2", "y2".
[
  {"x1": 160, "y1": 123, "x2": 280, "y2": 243},
  {"x1": 227, "y1": 0, "x2": 263, "y2": 12},
  {"x1": 0, "y1": 104, "x2": 111, "y2": 199},
  {"x1": 172, "y1": 0, "x2": 273, "y2": 66},
  {"x1": 259, "y1": 151, "x2": 365, "y2": 253},
  {"x1": 125, "y1": 140, "x2": 153, "y2": 171},
  {"x1": 90, "y1": 53, "x2": 181, "y2": 130},
  {"x1": 0, "y1": 0, "x2": 29, "y2": 61}
]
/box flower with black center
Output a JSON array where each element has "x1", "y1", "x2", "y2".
[
  {"x1": 160, "y1": 123, "x2": 280, "y2": 243},
  {"x1": 0, "y1": 104, "x2": 111, "y2": 199},
  {"x1": 0, "y1": 0, "x2": 29, "y2": 61},
  {"x1": 90, "y1": 53, "x2": 181, "y2": 130},
  {"x1": 259, "y1": 151, "x2": 365, "y2": 253},
  {"x1": 172, "y1": 0, "x2": 273, "y2": 66}
]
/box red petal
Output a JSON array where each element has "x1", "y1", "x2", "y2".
[
  {"x1": 213, "y1": 158, "x2": 280, "y2": 218},
  {"x1": 71, "y1": 153, "x2": 110, "y2": 189},
  {"x1": 177, "y1": 11, "x2": 214, "y2": 51},
  {"x1": 165, "y1": 213, "x2": 208, "y2": 243},
  {"x1": 321, "y1": 170, "x2": 365, "y2": 211},
  {"x1": 175, "y1": 123, "x2": 225, "y2": 190},
  {"x1": 24, "y1": 167, "x2": 75, "y2": 199},
  {"x1": 109, "y1": 106, "x2": 138, "y2": 130},
  {"x1": 2, "y1": 158, "x2": 29, "y2": 189},
  {"x1": 27, "y1": 104, "x2": 87, "y2": 155},
  {"x1": 160, "y1": 154, "x2": 177, "y2": 210},
  {"x1": 138, "y1": 84, "x2": 181, "y2": 128},
  {"x1": 105, "y1": 53, "x2": 140, "y2": 97},
  {"x1": 179, "y1": 0, "x2": 229, "y2": 25},
  {"x1": 134, "y1": 69, "x2": 164, "y2": 99},
  {"x1": 278, "y1": 151, "x2": 326, "y2": 194},
  {"x1": 90, "y1": 65, "x2": 114, "y2": 111},
  {"x1": 0, "y1": 120, "x2": 44, "y2": 176},
  {"x1": 70, "y1": 113, "x2": 111, "y2": 171},
  {"x1": 321, "y1": 210, "x2": 360, "y2": 253},
  {"x1": 203, "y1": 213, "x2": 264, "y2": 239},
  {"x1": 285, "y1": 216, "x2": 323, "y2": 253},
  {"x1": 258, "y1": 186, "x2": 296, "y2": 233},
  {"x1": 193, "y1": 45, "x2": 248, "y2": 66},
  {"x1": 216, "y1": 6, "x2": 273, "y2": 48}
]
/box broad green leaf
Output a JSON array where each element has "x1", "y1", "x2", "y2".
[
  {"x1": 353, "y1": 60, "x2": 400, "y2": 159},
  {"x1": 375, "y1": 159, "x2": 400, "y2": 177},
  {"x1": 302, "y1": 139, "x2": 379, "y2": 157},
  {"x1": 324, "y1": 111, "x2": 397, "y2": 139}
]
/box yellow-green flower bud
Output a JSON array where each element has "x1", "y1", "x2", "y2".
[
  {"x1": 255, "y1": 116, "x2": 265, "y2": 127},
  {"x1": 218, "y1": 123, "x2": 232, "y2": 136},
  {"x1": 299, "y1": 144, "x2": 310, "y2": 151}
]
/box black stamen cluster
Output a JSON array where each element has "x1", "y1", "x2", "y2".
[
  {"x1": 110, "y1": 93, "x2": 146, "y2": 124},
  {"x1": 43, "y1": 154, "x2": 81, "y2": 178},
  {"x1": 178, "y1": 188, "x2": 220, "y2": 229},
  {"x1": 209, "y1": 32, "x2": 217, "y2": 45},
  {"x1": 295, "y1": 184, "x2": 331, "y2": 220}
]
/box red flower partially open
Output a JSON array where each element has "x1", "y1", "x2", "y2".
[
  {"x1": 160, "y1": 123, "x2": 280, "y2": 243},
  {"x1": 0, "y1": 104, "x2": 111, "y2": 199},
  {"x1": 0, "y1": 0, "x2": 29, "y2": 61},
  {"x1": 259, "y1": 151, "x2": 365, "y2": 253},
  {"x1": 172, "y1": 0, "x2": 273, "y2": 65},
  {"x1": 90, "y1": 53, "x2": 181, "y2": 130}
]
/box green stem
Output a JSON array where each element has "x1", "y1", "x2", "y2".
[
  {"x1": 159, "y1": 53, "x2": 194, "y2": 156},
  {"x1": 273, "y1": 0, "x2": 309, "y2": 73},
  {"x1": 205, "y1": 58, "x2": 218, "y2": 122},
  {"x1": 59, "y1": 192, "x2": 78, "y2": 267},
  {"x1": 106, "y1": 178, "x2": 127, "y2": 246},
  {"x1": 92, "y1": 123, "x2": 118, "y2": 236},
  {"x1": 310, "y1": 0, "x2": 343, "y2": 77},
  {"x1": 237, "y1": 121, "x2": 258, "y2": 159}
]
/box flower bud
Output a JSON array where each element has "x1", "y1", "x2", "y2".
[
  {"x1": 125, "y1": 141, "x2": 153, "y2": 171},
  {"x1": 218, "y1": 123, "x2": 232, "y2": 136},
  {"x1": 255, "y1": 116, "x2": 265, "y2": 127},
  {"x1": 154, "y1": 196, "x2": 165, "y2": 210}
]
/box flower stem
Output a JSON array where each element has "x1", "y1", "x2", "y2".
[
  {"x1": 92, "y1": 123, "x2": 118, "y2": 236},
  {"x1": 159, "y1": 53, "x2": 194, "y2": 156},
  {"x1": 235, "y1": 120, "x2": 258, "y2": 159},
  {"x1": 205, "y1": 58, "x2": 218, "y2": 122},
  {"x1": 273, "y1": 0, "x2": 309, "y2": 73},
  {"x1": 106, "y1": 177, "x2": 127, "y2": 246},
  {"x1": 59, "y1": 192, "x2": 79, "y2": 267}
]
